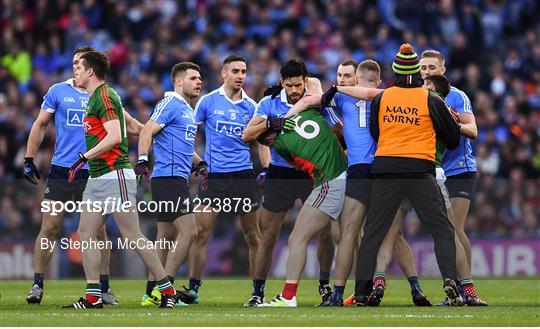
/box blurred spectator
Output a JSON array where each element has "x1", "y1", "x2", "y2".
[{"x1": 0, "y1": 0, "x2": 538, "y2": 242}]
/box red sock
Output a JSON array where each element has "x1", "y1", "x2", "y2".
[
  {"x1": 462, "y1": 283, "x2": 477, "y2": 297},
  {"x1": 86, "y1": 294, "x2": 100, "y2": 303},
  {"x1": 373, "y1": 277, "x2": 386, "y2": 288},
  {"x1": 282, "y1": 283, "x2": 298, "y2": 300},
  {"x1": 160, "y1": 287, "x2": 175, "y2": 295}
]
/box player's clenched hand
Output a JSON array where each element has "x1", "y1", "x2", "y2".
[
  {"x1": 134, "y1": 156, "x2": 151, "y2": 184},
  {"x1": 320, "y1": 85, "x2": 338, "y2": 109},
  {"x1": 193, "y1": 161, "x2": 208, "y2": 191},
  {"x1": 67, "y1": 152, "x2": 88, "y2": 183},
  {"x1": 266, "y1": 117, "x2": 295, "y2": 132},
  {"x1": 263, "y1": 84, "x2": 283, "y2": 99},
  {"x1": 23, "y1": 157, "x2": 41, "y2": 185}
]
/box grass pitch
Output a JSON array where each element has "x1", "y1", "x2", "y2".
[{"x1": 1, "y1": 278, "x2": 538, "y2": 326}]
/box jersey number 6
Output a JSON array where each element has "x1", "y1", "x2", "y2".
[{"x1": 291, "y1": 115, "x2": 320, "y2": 139}]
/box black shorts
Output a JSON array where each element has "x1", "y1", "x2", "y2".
[
  {"x1": 444, "y1": 171, "x2": 477, "y2": 200},
  {"x1": 345, "y1": 164, "x2": 372, "y2": 205},
  {"x1": 198, "y1": 169, "x2": 260, "y2": 213},
  {"x1": 262, "y1": 164, "x2": 314, "y2": 213},
  {"x1": 151, "y1": 176, "x2": 192, "y2": 222},
  {"x1": 44, "y1": 165, "x2": 89, "y2": 202}
]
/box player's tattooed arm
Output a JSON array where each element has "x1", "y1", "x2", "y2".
[
  {"x1": 123, "y1": 109, "x2": 144, "y2": 135},
  {"x1": 25, "y1": 110, "x2": 53, "y2": 158},
  {"x1": 336, "y1": 86, "x2": 384, "y2": 100},
  {"x1": 242, "y1": 116, "x2": 268, "y2": 142},
  {"x1": 137, "y1": 120, "x2": 162, "y2": 159},
  {"x1": 83, "y1": 120, "x2": 123, "y2": 160},
  {"x1": 456, "y1": 113, "x2": 478, "y2": 139}
]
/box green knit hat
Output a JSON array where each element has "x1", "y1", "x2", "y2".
[{"x1": 392, "y1": 43, "x2": 420, "y2": 75}]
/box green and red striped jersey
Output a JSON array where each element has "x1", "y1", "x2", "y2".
[
  {"x1": 274, "y1": 108, "x2": 347, "y2": 186},
  {"x1": 83, "y1": 83, "x2": 131, "y2": 177}
]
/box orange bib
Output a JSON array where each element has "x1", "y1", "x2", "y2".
[{"x1": 376, "y1": 87, "x2": 436, "y2": 161}]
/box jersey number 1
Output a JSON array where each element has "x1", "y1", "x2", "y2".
[{"x1": 355, "y1": 100, "x2": 367, "y2": 128}]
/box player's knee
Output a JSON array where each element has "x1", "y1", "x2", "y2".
[
  {"x1": 288, "y1": 230, "x2": 309, "y2": 247},
  {"x1": 244, "y1": 231, "x2": 261, "y2": 248},
  {"x1": 317, "y1": 232, "x2": 334, "y2": 246},
  {"x1": 41, "y1": 221, "x2": 61, "y2": 238},
  {"x1": 77, "y1": 226, "x2": 93, "y2": 240},
  {"x1": 96, "y1": 228, "x2": 108, "y2": 242},
  {"x1": 261, "y1": 230, "x2": 279, "y2": 248}
]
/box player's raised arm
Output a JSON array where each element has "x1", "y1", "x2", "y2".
[
  {"x1": 336, "y1": 85, "x2": 384, "y2": 100},
  {"x1": 284, "y1": 94, "x2": 323, "y2": 117}
]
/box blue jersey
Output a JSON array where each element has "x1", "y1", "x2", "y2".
[
  {"x1": 150, "y1": 92, "x2": 197, "y2": 179},
  {"x1": 254, "y1": 89, "x2": 341, "y2": 168},
  {"x1": 41, "y1": 79, "x2": 89, "y2": 169},
  {"x1": 194, "y1": 86, "x2": 257, "y2": 173},
  {"x1": 333, "y1": 93, "x2": 376, "y2": 166},
  {"x1": 442, "y1": 86, "x2": 477, "y2": 176}
]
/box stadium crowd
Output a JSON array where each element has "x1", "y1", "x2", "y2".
[{"x1": 0, "y1": 0, "x2": 539, "y2": 244}]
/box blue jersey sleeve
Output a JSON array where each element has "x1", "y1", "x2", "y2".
[
  {"x1": 332, "y1": 93, "x2": 344, "y2": 116},
  {"x1": 449, "y1": 89, "x2": 473, "y2": 114},
  {"x1": 150, "y1": 98, "x2": 174, "y2": 127},
  {"x1": 321, "y1": 106, "x2": 341, "y2": 126},
  {"x1": 194, "y1": 96, "x2": 208, "y2": 124},
  {"x1": 41, "y1": 84, "x2": 59, "y2": 113},
  {"x1": 254, "y1": 96, "x2": 272, "y2": 118}
]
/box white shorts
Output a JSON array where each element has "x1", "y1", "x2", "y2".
[
  {"x1": 304, "y1": 172, "x2": 346, "y2": 220},
  {"x1": 436, "y1": 167, "x2": 452, "y2": 209},
  {"x1": 82, "y1": 168, "x2": 137, "y2": 214}
]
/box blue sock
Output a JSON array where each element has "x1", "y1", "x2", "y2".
[
  {"x1": 407, "y1": 276, "x2": 421, "y2": 292},
  {"x1": 146, "y1": 280, "x2": 157, "y2": 296},
  {"x1": 33, "y1": 273, "x2": 44, "y2": 289},
  {"x1": 100, "y1": 274, "x2": 110, "y2": 293},
  {"x1": 189, "y1": 278, "x2": 201, "y2": 293},
  {"x1": 332, "y1": 285, "x2": 345, "y2": 302},
  {"x1": 252, "y1": 279, "x2": 266, "y2": 297}
]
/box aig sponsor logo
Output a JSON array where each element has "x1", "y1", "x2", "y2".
[
  {"x1": 186, "y1": 125, "x2": 197, "y2": 141},
  {"x1": 66, "y1": 109, "x2": 86, "y2": 127},
  {"x1": 216, "y1": 120, "x2": 244, "y2": 137}
]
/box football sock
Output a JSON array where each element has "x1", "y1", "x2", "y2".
[
  {"x1": 319, "y1": 270, "x2": 331, "y2": 287},
  {"x1": 459, "y1": 277, "x2": 477, "y2": 297},
  {"x1": 99, "y1": 274, "x2": 110, "y2": 293},
  {"x1": 86, "y1": 283, "x2": 101, "y2": 303},
  {"x1": 146, "y1": 280, "x2": 157, "y2": 296},
  {"x1": 282, "y1": 283, "x2": 298, "y2": 300},
  {"x1": 189, "y1": 278, "x2": 201, "y2": 293},
  {"x1": 157, "y1": 277, "x2": 175, "y2": 295},
  {"x1": 373, "y1": 271, "x2": 386, "y2": 288},
  {"x1": 332, "y1": 285, "x2": 345, "y2": 302},
  {"x1": 33, "y1": 273, "x2": 44, "y2": 289},
  {"x1": 252, "y1": 279, "x2": 266, "y2": 297},
  {"x1": 407, "y1": 276, "x2": 422, "y2": 292},
  {"x1": 167, "y1": 275, "x2": 175, "y2": 285}
]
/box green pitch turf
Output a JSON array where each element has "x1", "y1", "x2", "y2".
[{"x1": 1, "y1": 278, "x2": 538, "y2": 326}]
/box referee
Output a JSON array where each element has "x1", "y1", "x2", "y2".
[{"x1": 354, "y1": 44, "x2": 463, "y2": 306}]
